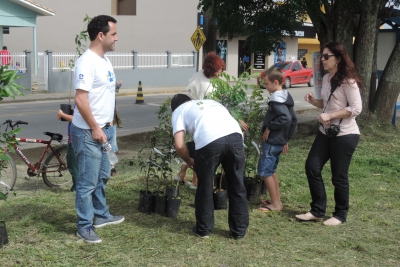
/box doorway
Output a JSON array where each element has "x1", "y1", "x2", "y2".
[{"x1": 238, "y1": 40, "x2": 251, "y2": 77}]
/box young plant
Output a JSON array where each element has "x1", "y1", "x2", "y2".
[
  {"x1": 240, "y1": 83, "x2": 269, "y2": 179},
  {"x1": 135, "y1": 98, "x2": 181, "y2": 194},
  {"x1": 64, "y1": 14, "x2": 92, "y2": 105},
  {"x1": 206, "y1": 71, "x2": 249, "y2": 121},
  {"x1": 205, "y1": 68, "x2": 269, "y2": 179}
]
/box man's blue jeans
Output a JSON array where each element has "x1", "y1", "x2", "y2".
[
  {"x1": 71, "y1": 123, "x2": 114, "y2": 229},
  {"x1": 193, "y1": 133, "x2": 249, "y2": 237}
]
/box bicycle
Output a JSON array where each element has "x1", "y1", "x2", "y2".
[{"x1": 0, "y1": 119, "x2": 70, "y2": 195}]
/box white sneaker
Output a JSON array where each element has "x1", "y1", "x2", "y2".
[{"x1": 190, "y1": 185, "x2": 197, "y2": 190}]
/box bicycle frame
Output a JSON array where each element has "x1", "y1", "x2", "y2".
[{"x1": 5, "y1": 136, "x2": 67, "y2": 176}]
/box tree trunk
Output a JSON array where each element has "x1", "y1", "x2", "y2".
[
  {"x1": 202, "y1": 10, "x2": 216, "y2": 56},
  {"x1": 303, "y1": 1, "x2": 333, "y2": 66},
  {"x1": 369, "y1": 19, "x2": 381, "y2": 107},
  {"x1": 333, "y1": 0, "x2": 358, "y2": 60},
  {"x1": 372, "y1": 36, "x2": 400, "y2": 121},
  {"x1": 353, "y1": 0, "x2": 384, "y2": 114}
]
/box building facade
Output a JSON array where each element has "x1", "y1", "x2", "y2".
[{"x1": 2, "y1": 0, "x2": 321, "y2": 80}]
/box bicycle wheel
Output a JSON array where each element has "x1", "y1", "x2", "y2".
[
  {"x1": 41, "y1": 145, "x2": 71, "y2": 187},
  {"x1": 0, "y1": 152, "x2": 17, "y2": 196}
]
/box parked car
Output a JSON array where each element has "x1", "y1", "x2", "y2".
[{"x1": 257, "y1": 60, "x2": 314, "y2": 89}]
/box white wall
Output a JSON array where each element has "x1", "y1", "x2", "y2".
[
  {"x1": 3, "y1": 0, "x2": 199, "y2": 53},
  {"x1": 225, "y1": 36, "x2": 246, "y2": 77},
  {"x1": 377, "y1": 31, "x2": 396, "y2": 70},
  {"x1": 266, "y1": 37, "x2": 299, "y2": 67}
]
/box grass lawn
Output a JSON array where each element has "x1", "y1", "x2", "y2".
[{"x1": 1, "y1": 120, "x2": 399, "y2": 266}]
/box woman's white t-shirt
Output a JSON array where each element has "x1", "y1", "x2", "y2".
[{"x1": 187, "y1": 70, "x2": 215, "y2": 100}]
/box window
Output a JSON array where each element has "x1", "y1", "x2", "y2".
[
  {"x1": 293, "y1": 63, "x2": 301, "y2": 71},
  {"x1": 111, "y1": 0, "x2": 136, "y2": 15},
  {"x1": 269, "y1": 62, "x2": 291, "y2": 71},
  {"x1": 298, "y1": 49, "x2": 308, "y2": 60}
]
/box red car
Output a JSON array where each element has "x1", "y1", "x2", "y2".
[{"x1": 258, "y1": 60, "x2": 314, "y2": 89}]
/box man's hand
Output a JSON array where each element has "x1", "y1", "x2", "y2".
[
  {"x1": 174, "y1": 131, "x2": 193, "y2": 167},
  {"x1": 239, "y1": 120, "x2": 248, "y2": 131},
  {"x1": 116, "y1": 80, "x2": 122, "y2": 92},
  {"x1": 91, "y1": 128, "x2": 107, "y2": 143}
]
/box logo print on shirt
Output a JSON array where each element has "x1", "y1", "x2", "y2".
[
  {"x1": 106, "y1": 71, "x2": 115, "y2": 82},
  {"x1": 79, "y1": 74, "x2": 84, "y2": 79}
]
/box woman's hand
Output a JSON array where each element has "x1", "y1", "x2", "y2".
[
  {"x1": 304, "y1": 92, "x2": 315, "y2": 104},
  {"x1": 318, "y1": 113, "x2": 332, "y2": 125},
  {"x1": 305, "y1": 92, "x2": 324, "y2": 109}
]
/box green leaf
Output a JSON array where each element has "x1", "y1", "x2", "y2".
[
  {"x1": 0, "y1": 154, "x2": 10, "y2": 160},
  {"x1": 4, "y1": 69, "x2": 17, "y2": 85},
  {"x1": 10, "y1": 84, "x2": 26, "y2": 96},
  {"x1": 4, "y1": 85, "x2": 15, "y2": 98},
  {"x1": 0, "y1": 192, "x2": 7, "y2": 201}
]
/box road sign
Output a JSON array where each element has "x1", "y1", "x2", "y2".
[{"x1": 191, "y1": 26, "x2": 206, "y2": 52}]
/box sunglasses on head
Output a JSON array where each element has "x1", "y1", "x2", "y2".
[{"x1": 322, "y1": 53, "x2": 335, "y2": 60}]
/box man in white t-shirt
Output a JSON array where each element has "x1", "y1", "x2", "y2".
[
  {"x1": 171, "y1": 94, "x2": 249, "y2": 239},
  {"x1": 71, "y1": 15, "x2": 124, "y2": 244}
]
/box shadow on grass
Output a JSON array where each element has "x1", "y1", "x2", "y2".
[
  {"x1": 106, "y1": 185, "x2": 246, "y2": 239},
  {"x1": 5, "y1": 202, "x2": 77, "y2": 234}
]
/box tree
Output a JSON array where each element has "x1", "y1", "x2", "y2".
[
  {"x1": 199, "y1": 0, "x2": 307, "y2": 55},
  {"x1": 299, "y1": 0, "x2": 400, "y2": 119},
  {"x1": 198, "y1": 0, "x2": 400, "y2": 122}
]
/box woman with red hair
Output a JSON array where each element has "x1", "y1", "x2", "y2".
[
  {"x1": 175, "y1": 52, "x2": 225, "y2": 189},
  {"x1": 187, "y1": 51, "x2": 225, "y2": 99}
]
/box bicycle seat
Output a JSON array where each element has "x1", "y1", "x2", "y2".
[{"x1": 43, "y1": 132, "x2": 63, "y2": 141}]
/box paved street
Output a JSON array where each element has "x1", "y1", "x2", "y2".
[
  {"x1": 0, "y1": 82, "x2": 317, "y2": 148},
  {"x1": 2, "y1": 81, "x2": 398, "y2": 151}
]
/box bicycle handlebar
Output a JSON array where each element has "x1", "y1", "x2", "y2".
[{"x1": 2, "y1": 119, "x2": 28, "y2": 130}]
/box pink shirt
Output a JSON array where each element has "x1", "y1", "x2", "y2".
[
  {"x1": 0, "y1": 50, "x2": 11, "y2": 65},
  {"x1": 320, "y1": 74, "x2": 362, "y2": 136}
]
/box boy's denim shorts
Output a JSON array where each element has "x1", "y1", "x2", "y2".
[{"x1": 257, "y1": 142, "x2": 284, "y2": 177}]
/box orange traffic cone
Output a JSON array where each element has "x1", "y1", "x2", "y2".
[{"x1": 135, "y1": 81, "x2": 144, "y2": 104}]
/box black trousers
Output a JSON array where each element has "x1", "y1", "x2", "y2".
[
  {"x1": 193, "y1": 133, "x2": 249, "y2": 237},
  {"x1": 305, "y1": 131, "x2": 359, "y2": 222}
]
